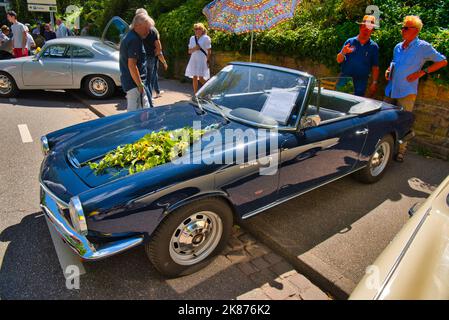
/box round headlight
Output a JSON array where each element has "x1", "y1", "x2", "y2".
[
  {"x1": 40, "y1": 136, "x2": 50, "y2": 156},
  {"x1": 69, "y1": 196, "x2": 88, "y2": 236}
]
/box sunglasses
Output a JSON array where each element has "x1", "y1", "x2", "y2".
[{"x1": 401, "y1": 26, "x2": 417, "y2": 31}]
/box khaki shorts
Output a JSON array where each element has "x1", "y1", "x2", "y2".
[
  {"x1": 384, "y1": 94, "x2": 417, "y2": 153},
  {"x1": 384, "y1": 94, "x2": 417, "y2": 112}
]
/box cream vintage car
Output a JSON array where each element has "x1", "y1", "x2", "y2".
[{"x1": 350, "y1": 174, "x2": 449, "y2": 300}]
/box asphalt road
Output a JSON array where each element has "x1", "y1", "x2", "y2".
[{"x1": 0, "y1": 90, "x2": 307, "y2": 300}]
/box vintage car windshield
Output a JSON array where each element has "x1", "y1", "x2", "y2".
[{"x1": 197, "y1": 64, "x2": 310, "y2": 128}]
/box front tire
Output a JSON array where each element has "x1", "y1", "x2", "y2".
[
  {"x1": 0, "y1": 72, "x2": 19, "y2": 98},
  {"x1": 83, "y1": 75, "x2": 115, "y2": 99},
  {"x1": 354, "y1": 135, "x2": 394, "y2": 184},
  {"x1": 146, "y1": 198, "x2": 233, "y2": 278}
]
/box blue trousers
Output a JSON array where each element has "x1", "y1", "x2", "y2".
[
  {"x1": 145, "y1": 56, "x2": 157, "y2": 108},
  {"x1": 153, "y1": 59, "x2": 160, "y2": 94},
  {"x1": 336, "y1": 74, "x2": 368, "y2": 97}
]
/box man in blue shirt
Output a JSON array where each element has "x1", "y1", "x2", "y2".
[
  {"x1": 336, "y1": 15, "x2": 380, "y2": 97},
  {"x1": 119, "y1": 13, "x2": 154, "y2": 111},
  {"x1": 384, "y1": 16, "x2": 447, "y2": 162}
]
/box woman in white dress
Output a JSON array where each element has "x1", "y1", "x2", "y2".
[{"x1": 185, "y1": 23, "x2": 212, "y2": 94}]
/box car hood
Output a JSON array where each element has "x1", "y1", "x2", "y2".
[{"x1": 65, "y1": 101, "x2": 235, "y2": 187}]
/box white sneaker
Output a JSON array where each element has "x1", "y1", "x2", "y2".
[{"x1": 155, "y1": 90, "x2": 165, "y2": 98}]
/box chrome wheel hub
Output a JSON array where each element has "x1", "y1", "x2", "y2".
[
  {"x1": 169, "y1": 211, "x2": 223, "y2": 266},
  {"x1": 370, "y1": 142, "x2": 390, "y2": 177},
  {"x1": 89, "y1": 77, "x2": 108, "y2": 96},
  {"x1": 0, "y1": 75, "x2": 12, "y2": 95}
]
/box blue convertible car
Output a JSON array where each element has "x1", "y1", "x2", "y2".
[{"x1": 39, "y1": 62, "x2": 414, "y2": 277}]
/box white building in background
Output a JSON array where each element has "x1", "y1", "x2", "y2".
[{"x1": 0, "y1": 0, "x2": 11, "y2": 10}]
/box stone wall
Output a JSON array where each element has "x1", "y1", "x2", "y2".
[{"x1": 168, "y1": 51, "x2": 449, "y2": 160}]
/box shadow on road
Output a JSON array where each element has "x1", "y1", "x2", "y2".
[
  {"x1": 0, "y1": 89, "x2": 125, "y2": 110},
  {"x1": 241, "y1": 152, "x2": 448, "y2": 296},
  {"x1": 0, "y1": 212, "x2": 262, "y2": 299}
]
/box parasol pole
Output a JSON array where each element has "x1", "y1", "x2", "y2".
[
  {"x1": 249, "y1": 3, "x2": 255, "y2": 62},
  {"x1": 249, "y1": 30, "x2": 254, "y2": 62}
]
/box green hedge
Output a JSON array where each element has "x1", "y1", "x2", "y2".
[{"x1": 156, "y1": 0, "x2": 449, "y2": 83}]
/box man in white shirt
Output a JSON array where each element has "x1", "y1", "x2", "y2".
[
  {"x1": 6, "y1": 11, "x2": 27, "y2": 58},
  {"x1": 55, "y1": 19, "x2": 69, "y2": 38}
]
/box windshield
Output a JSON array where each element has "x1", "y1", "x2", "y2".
[
  {"x1": 197, "y1": 64, "x2": 310, "y2": 128},
  {"x1": 102, "y1": 17, "x2": 129, "y2": 49}
]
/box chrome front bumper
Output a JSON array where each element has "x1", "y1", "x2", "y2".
[{"x1": 40, "y1": 185, "x2": 144, "y2": 261}]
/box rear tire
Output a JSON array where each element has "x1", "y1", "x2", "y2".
[
  {"x1": 83, "y1": 75, "x2": 115, "y2": 99},
  {"x1": 145, "y1": 198, "x2": 233, "y2": 278},
  {"x1": 0, "y1": 71, "x2": 19, "y2": 98},
  {"x1": 354, "y1": 135, "x2": 394, "y2": 184}
]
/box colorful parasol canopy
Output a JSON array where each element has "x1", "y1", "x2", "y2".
[{"x1": 203, "y1": 0, "x2": 300, "y2": 35}]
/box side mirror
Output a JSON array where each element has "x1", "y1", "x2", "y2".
[{"x1": 301, "y1": 115, "x2": 321, "y2": 128}]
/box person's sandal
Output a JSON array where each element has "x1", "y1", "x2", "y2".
[{"x1": 395, "y1": 153, "x2": 405, "y2": 163}]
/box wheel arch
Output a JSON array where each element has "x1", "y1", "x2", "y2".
[
  {"x1": 389, "y1": 130, "x2": 399, "y2": 155},
  {"x1": 163, "y1": 191, "x2": 238, "y2": 222}
]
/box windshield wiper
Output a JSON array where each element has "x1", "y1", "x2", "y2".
[
  {"x1": 197, "y1": 97, "x2": 230, "y2": 123},
  {"x1": 191, "y1": 95, "x2": 206, "y2": 115}
]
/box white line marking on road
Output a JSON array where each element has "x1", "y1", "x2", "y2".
[
  {"x1": 9, "y1": 98, "x2": 17, "y2": 103},
  {"x1": 18, "y1": 124, "x2": 33, "y2": 143}
]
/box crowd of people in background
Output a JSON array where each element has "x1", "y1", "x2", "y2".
[{"x1": 0, "y1": 10, "x2": 92, "y2": 58}]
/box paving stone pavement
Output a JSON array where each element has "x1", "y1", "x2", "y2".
[{"x1": 227, "y1": 226, "x2": 331, "y2": 300}]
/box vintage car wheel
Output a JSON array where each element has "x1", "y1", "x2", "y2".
[
  {"x1": 83, "y1": 75, "x2": 115, "y2": 99},
  {"x1": 354, "y1": 135, "x2": 394, "y2": 184},
  {"x1": 146, "y1": 198, "x2": 233, "y2": 277},
  {"x1": 0, "y1": 72, "x2": 19, "y2": 98}
]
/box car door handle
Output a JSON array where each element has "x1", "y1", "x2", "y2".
[{"x1": 355, "y1": 128, "x2": 369, "y2": 135}]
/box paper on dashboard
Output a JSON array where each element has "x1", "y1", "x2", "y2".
[{"x1": 260, "y1": 88, "x2": 299, "y2": 125}]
